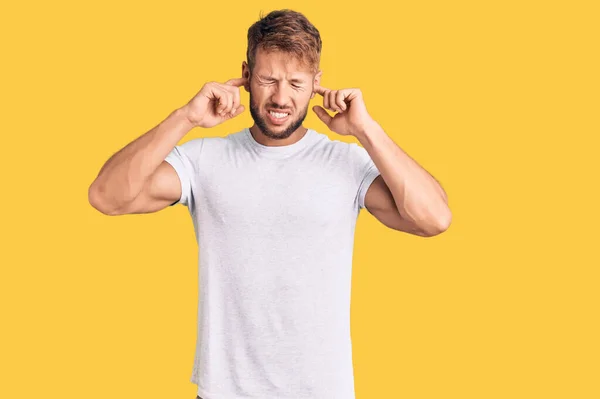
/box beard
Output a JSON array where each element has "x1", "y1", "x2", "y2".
[{"x1": 249, "y1": 89, "x2": 309, "y2": 140}]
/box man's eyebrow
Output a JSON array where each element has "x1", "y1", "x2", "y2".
[{"x1": 257, "y1": 74, "x2": 306, "y2": 84}]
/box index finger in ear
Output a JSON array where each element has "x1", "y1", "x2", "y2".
[
  {"x1": 313, "y1": 84, "x2": 328, "y2": 96},
  {"x1": 224, "y1": 77, "x2": 248, "y2": 87}
]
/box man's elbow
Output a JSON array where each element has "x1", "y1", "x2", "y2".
[
  {"x1": 88, "y1": 185, "x2": 121, "y2": 216},
  {"x1": 437, "y1": 211, "x2": 453, "y2": 234},
  {"x1": 423, "y1": 210, "x2": 452, "y2": 237}
]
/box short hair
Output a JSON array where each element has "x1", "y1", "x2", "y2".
[{"x1": 246, "y1": 9, "x2": 322, "y2": 73}]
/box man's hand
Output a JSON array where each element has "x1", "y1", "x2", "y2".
[
  {"x1": 312, "y1": 85, "x2": 376, "y2": 137},
  {"x1": 182, "y1": 77, "x2": 248, "y2": 128}
]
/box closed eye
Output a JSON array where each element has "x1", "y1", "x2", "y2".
[{"x1": 258, "y1": 77, "x2": 303, "y2": 89}]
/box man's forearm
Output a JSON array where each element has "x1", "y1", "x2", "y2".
[
  {"x1": 89, "y1": 106, "x2": 194, "y2": 211},
  {"x1": 355, "y1": 121, "x2": 451, "y2": 235}
]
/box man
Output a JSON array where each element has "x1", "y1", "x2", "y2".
[{"x1": 88, "y1": 9, "x2": 451, "y2": 399}]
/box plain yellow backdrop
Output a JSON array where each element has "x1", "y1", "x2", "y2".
[{"x1": 1, "y1": 0, "x2": 598, "y2": 398}]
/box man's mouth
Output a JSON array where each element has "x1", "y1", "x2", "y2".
[{"x1": 267, "y1": 110, "x2": 290, "y2": 124}]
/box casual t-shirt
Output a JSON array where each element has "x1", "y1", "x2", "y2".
[{"x1": 164, "y1": 126, "x2": 380, "y2": 399}]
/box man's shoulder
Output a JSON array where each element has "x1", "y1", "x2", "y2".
[
  {"x1": 186, "y1": 128, "x2": 246, "y2": 146},
  {"x1": 308, "y1": 127, "x2": 363, "y2": 153}
]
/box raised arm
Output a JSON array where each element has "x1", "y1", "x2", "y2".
[
  {"x1": 88, "y1": 107, "x2": 194, "y2": 215},
  {"x1": 88, "y1": 78, "x2": 247, "y2": 215}
]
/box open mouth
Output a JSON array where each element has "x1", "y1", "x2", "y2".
[{"x1": 267, "y1": 110, "x2": 290, "y2": 125}]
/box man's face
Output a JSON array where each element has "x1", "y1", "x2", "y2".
[{"x1": 243, "y1": 48, "x2": 321, "y2": 140}]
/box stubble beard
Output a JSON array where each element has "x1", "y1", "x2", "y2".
[{"x1": 249, "y1": 89, "x2": 309, "y2": 140}]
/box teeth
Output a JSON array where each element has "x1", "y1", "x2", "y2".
[{"x1": 269, "y1": 111, "x2": 289, "y2": 118}]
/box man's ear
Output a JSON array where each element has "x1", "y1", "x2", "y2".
[
  {"x1": 241, "y1": 61, "x2": 251, "y2": 93},
  {"x1": 311, "y1": 70, "x2": 323, "y2": 99}
]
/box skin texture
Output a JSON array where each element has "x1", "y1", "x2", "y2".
[
  {"x1": 241, "y1": 47, "x2": 322, "y2": 146},
  {"x1": 248, "y1": 88, "x2": 308, "y2": 141}
]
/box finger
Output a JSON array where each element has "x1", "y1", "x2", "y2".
[
  {"x1": 221, "y1": 91, "x2": 234, "y2": 115},
  {"x1": 220, "y1": 84, "x2": 241, "y2": 110},
  {"x1": 224, "y1": 104, "x2": 245, "y2": 120},
  {"x1": 312, "y1": 105, "x2": 332, "y2": 125},
  {"x1": 329, "y1": 90, "x2": 340, "y2": 112},
  {"x1": 212, "y1": 87, "x2": 225, "y2": 114},
  {"x1": 231, "y1": 86, "x2": 241, "y2": 113},
  {"x1": 214, "y1": 87, "x2": 232, "y2": 115},
  {"x1": 335, "y1": 90, "x2": 347, "y2": 112},
  {"x1": 229, "y1": 94, "x2": 241, "y2": 115},
  {"x1": 224, "y1": 77, "x2": 248, "y2": 87},
  {"x1": 313, "y1": 84, "x2": 328, "y2": 96},
  {"x1": 341, "y1": 88, "x2": 361, "y2": 102},
  {"x1": 221, "y1": 83, "x2": 241, "y2": 114},
  {"x1": 323, "y1": 89, "x2": 330, "y2": 110}
]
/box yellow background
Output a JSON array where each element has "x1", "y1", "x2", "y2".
[{"x1": 1, "y1": 0, "x2": 598, "y2": 398}]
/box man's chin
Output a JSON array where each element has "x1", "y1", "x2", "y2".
[
  {"x1": 249, "y1": 103, "x2": 307, "y2": 140},
  {"x1": 264, "y1": 128, "x2": 290, "y2": 140},
  {"x1": 267, "y1": 122, "x2": 290, "y2": 133},
  {"x1": 257, "y1": 118, "x2": 293, "y2": 138}
]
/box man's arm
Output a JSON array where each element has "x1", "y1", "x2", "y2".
[
  {"x1": 357, "y1": 122, "x2": 451, "y2": 237},
  {"x1": 310, "y1": 84, "x2": 451, "y2": 237},
  {"x1": 88, "y1": 107, "x2": 195, "y2": 215},
  {"x1": 88, "y1": 77, "x2": 247, "y2": 216}
]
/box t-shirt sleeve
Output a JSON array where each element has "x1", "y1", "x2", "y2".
[
  {"x1": 163, "y1": 138, "x2": 205, "y2": 208},
  {"x1": 350, "y1": 143, "x2": 381, "y2": 210}
]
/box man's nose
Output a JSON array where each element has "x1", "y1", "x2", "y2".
[{"x1": 271, "y1": 84, "x2": 292, "y2": 108}]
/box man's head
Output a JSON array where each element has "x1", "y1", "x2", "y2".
[{"x1": 242, "y1": 9, "x2": 323, "y2": 140}]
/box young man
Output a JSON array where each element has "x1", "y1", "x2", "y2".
[{"x1": 89, "y1": 9, "x2": 451, "y2": 399}]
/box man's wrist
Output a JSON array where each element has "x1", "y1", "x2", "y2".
[
  {"x1": 353, "y1": 119, "x2": 381, "y2": 144},
  {"x1": 176, "y1": 105, "x2": 198, "y2": 130}
]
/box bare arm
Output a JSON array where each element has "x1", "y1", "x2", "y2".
[
  {"x1": 311, "y1": 85, "x2": 451, "y2": 237},
  {"x1": 88, "y1": 107, "x2": 194, "y2": 215},
  {"x1": 88, "y1": 78, "x2": 248, "y2": 216},
  {"x1": 357, "y1": 122, "x2": 451, "y2": 236}
]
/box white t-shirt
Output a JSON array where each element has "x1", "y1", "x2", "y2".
[{"x1": 165, "y1": 127, "x2": 380, "y2": 399}]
